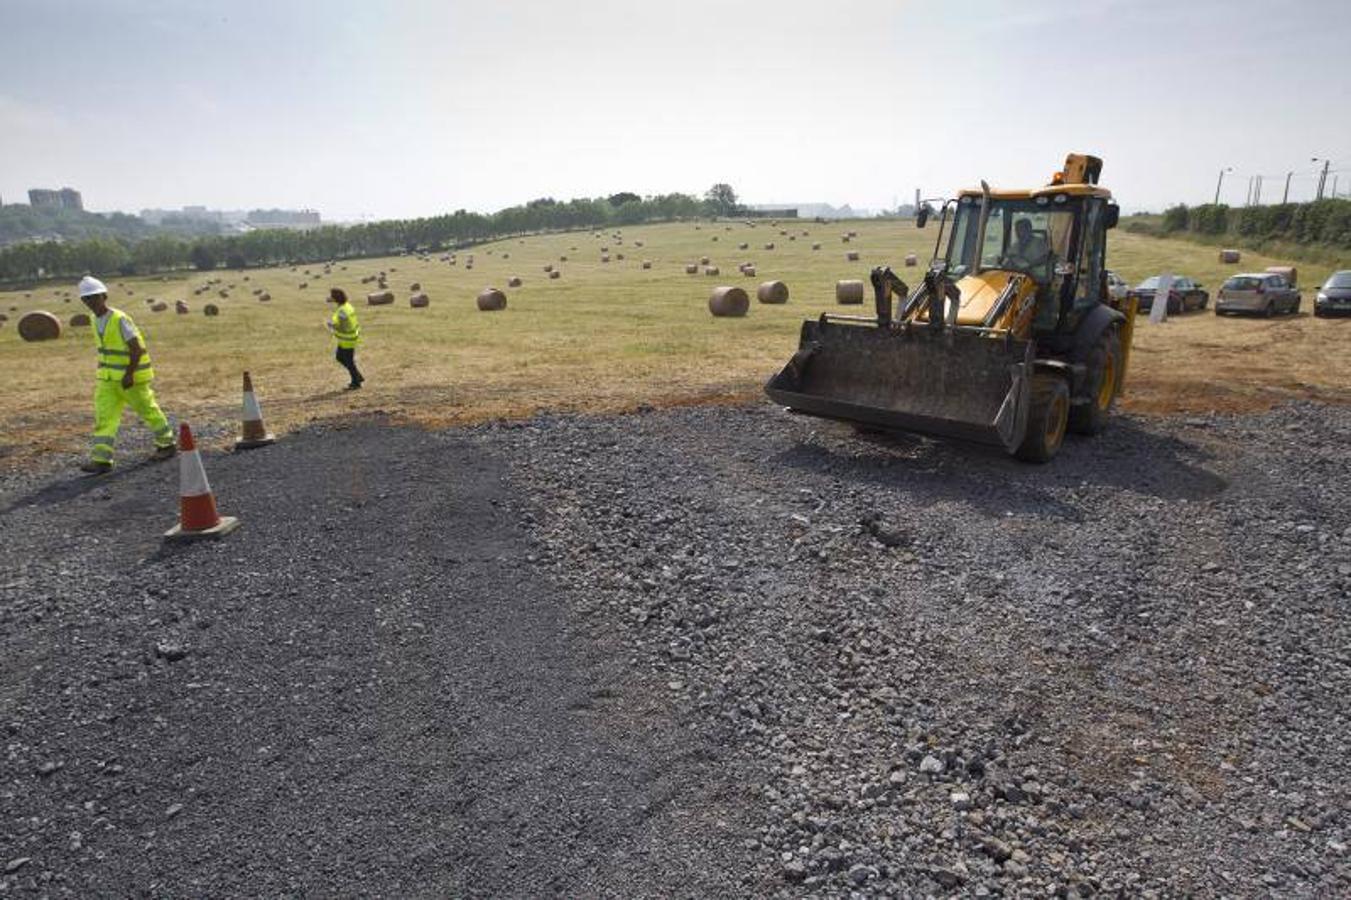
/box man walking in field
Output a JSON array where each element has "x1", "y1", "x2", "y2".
[
  {"x1": 77, "y1": 276, "x2": 176, "y2": 475},
  {"x1": 326, "y1": 287, "x2": 364, "y2": 390}
]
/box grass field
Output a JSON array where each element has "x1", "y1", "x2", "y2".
[{"x1": 1, "y1": 219, "x2": 1348, "y2": 467}]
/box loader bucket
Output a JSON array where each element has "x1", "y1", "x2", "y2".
[{"x1": 765, "y1": 317, "x2": 1034, "y2": 452}]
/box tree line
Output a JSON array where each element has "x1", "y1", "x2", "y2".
[
  {"x1": 1136, "y1": 198, "x2": 1351, "y2": 248},
  {"x1": 0, "y1": 185, "x2": 745, "y2": 284}
]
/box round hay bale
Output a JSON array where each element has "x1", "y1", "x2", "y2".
[
  {"x1": 0, "y1": 313, "x2": 7, "y2": 322},
  {"x1": 711, "y1": 236, "x2": 719, "y2": 242},
  {"x1": 742, "y1": 265, "x2": 757, "y2": 277},
  {"x1": 904, "y1": 253, "x2": 918, "y2": 267},
  {"x1": 779, "y1": 229, "x2": 788, "y2": 236},
  {"x1": 600, "y1": 246, "x2": 609, "y2": 252},
  {"x1": 700, "y1": 255, "x2": 711, "y2": 265},
  {"x1": 642, "y1": 260, "x2": 652, "y2": 269},
  {"x1": 601, "y1": 254, "x2": 610, "y2": 263},
  {"x1": 708, "y1": 286, "x2": 749, "y2": 318},
  {"x1": 846, "y1": 251, "x2": 860, "y2": 261},
  {"x1": 1219, "y1": 249, "x2": 1241, "y2": 264},
  {"x1": 841, "y1": 235, "x2": 851, "y2": 243},
  {"x1": 543, "y1": 264, "x2": 553, "y2": 272},
  {"x1": 218, "y1": 289, "x2": 229, "y2": 298},
  {"x1": 764, "y1": 242, "x2": 775, "y2": 250},
  {"x1": 18, "y1": 311, "x2": 61, "y2": 341},
  {"x1": 836, "y1": 280, "x2": 865, "y2": 305},
  {"x1": 477, "y1": 288, "x2": 507, "y2": 311},
  {"x1": 258, "y1": 292, "x2": 271, "y2": 302},
  {"x1": 464, "y1": 264, "x2": 473, "y2": 271},
  {"x1": 549, "y1": 270, "x2": 561, "y2": 280},
  {"x1": 560, "y1": 255, "x2": 568, "y2": 262},
  {"x1": 243, "y1": 275, "x2": 251, "y2": 281},
  {"x1": 69, "y1": 312, "x2": 91, "y2": 327},
  {"x1": 738, "y1": 242, "x2": 749, "y2": 250},
  {"x1": 634, "y1": 240, "x2": 644, "y2": 247},
  {"x1": 367, "y1": 290, "x2": 395, "y2": 306},
  {"x1": 502, "y1": 252, "x2": 510, "y2": 259},
  {"x1": 812, "y1": 242, "x2": 822, "y2": 250},
  {"x1": 410, "y1": 282, "x2": 421, "y2": 291},
  {"x1": 409, "y1": 293, "x2": 430, "y2": 308},
  {"x1": 789, "y1": 235, "x2": 796, "y2": 241},
  {"x1": 848, "y1": 230, "x2": 858, "y2": 238},
  {"x1": 616, "y1": 253, "x2": 625, "y2": 261},
  {"x1": 150, "y1": 301, "x2": 169, "y2": 313},
  {"x1": 507, "y1": 276, "x2": 523, "y2": 287},
  {"x1": 175, "y1": 300, "x2": 190, "y2": 314},
  {"x1": 298, "y1": 282, "x2": 308, "y2": 289},
  {"x1": 705, "y1": 266, "x2": 721, "y2": 276},
  {"x1": 685, "y1": 264, "x2": 698, "y2": 274},
  {"x1": 204, "y1": 304, "x2": 220, "y2": 317},
  {"x1": 757, "y1": 281, "x2": 789, "y2": 304}
]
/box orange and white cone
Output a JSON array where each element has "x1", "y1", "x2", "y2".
[
  {"x1": 235, "y1": 371, "x2": 276, "y2": 450},
  {"x1": 164, "y1": 423, "x2": 241, "y2": 541}
]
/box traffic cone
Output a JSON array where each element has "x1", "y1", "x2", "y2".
[
  {"x1": 234, "y1": 371, "x2": 276, "y2": 450},
  {"x1": 164, "y1": 423, "x2": 241, "y2": 541}
]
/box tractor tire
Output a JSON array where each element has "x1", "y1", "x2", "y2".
[
  {"x1": 1015, "y1": 376, "x2": 1070, "y2": 464},
  {"x1": 1069, "y1": 327, "x2": 1122, "y2": 436}
]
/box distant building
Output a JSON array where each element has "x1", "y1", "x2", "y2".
[
  {"x1": 246, "y1": 208, "x2": 321, "y2": 227},
  {"x1": 740, "y1": 206, "x2": 799, "y2": 219},
  {"x1": 28, "y1": 187, "x2": 83, "y2": 211}
]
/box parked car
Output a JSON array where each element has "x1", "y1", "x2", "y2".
[
  {"x1": 1105, "y1": 270, "x2": 1129, "y2": 302},
  {"x1": 1216, "y1": 272, "x2": 1301, "y2": 317},
  {"x1": 1315, "y1": 270, "x2": 1351, "y2": 318},
  {"x1": 1130, "y1": 275, "x2": 1208, "y2": 313}
]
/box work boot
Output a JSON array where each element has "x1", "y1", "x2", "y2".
[
  {"x1": 80, "y1": 460, "x2": 113, "y2": 475},
  {"x1": 151, "y1": 444, "x2": 178, "y2": 461},
  {"x1": 345, "y1": 382, "x2": 363, "y2": 391}
]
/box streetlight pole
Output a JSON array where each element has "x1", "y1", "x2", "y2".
[
  {"x1": 1283, "y1": 171, "x2": 1294, "y2": 204},
  {"x1": 1312, "y1": 158, "x2": 1331, "y2": 201},
  {"x1": 1255, "y1": 175, "x2": 1263, "y2": 205},
  {"x1": 1214, "y1": 167, "x2": 1232, "y2": 205}
]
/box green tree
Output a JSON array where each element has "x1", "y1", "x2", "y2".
[
  {"x1": 189, "y1": 243, "x2": 217, "y2": 271},
  {"x1": 704, "y1": 183, "x2": 740, "y2": 216}
]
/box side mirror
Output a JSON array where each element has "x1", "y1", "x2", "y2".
[
  {"x1": 916, "y1": 203, "x2": 934, "y2": 229},
  {"x1": 1104, "y1": 203, "x2": 1120, "y2": 230}
]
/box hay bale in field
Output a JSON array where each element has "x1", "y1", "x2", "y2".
[
  {"x1": 298, "y1": 282, "x2": 308, "y2": 289},
  {"x1": 477, "y1": 288, "x2": 507, "y2": 311},
  {"x1": 18, "y1": 311, "x2": 62, "y2": 341},
  {"x1": 543, "y1": 263, "x2": 554, "y2": 272},
  {"x1": 1265, "y1": 265, "x2": 1297, "y2": 286},
  {"x1": 258, "y1": 292, "x2": 271, "y2": 302},
  {"x1": 1219, "y1": 249, "x2": 1241, "y2": 264},
  {"x1": 69, "y1": 312, "x2": 91, "y2": 327},
  {"x1": 846, "y1": 251, "x2": 860, "y2": 261},
  {"x1": 204, "y1": 304, "x2": 220, "y2": 317},
  {"x1": 711, "y1": 236, "x2": 719, "y2": 242},
  {"x1": 601, "y1": 246, "x2": 609, "y2": 252},
  {"x1": 508, "y1": 276, "x2": 523, "y2": 287},
  {"x1": 738, "y1": 242, "x2": 749, "y2": 250},
  {"x1": 560, "y1": 255, "x2": 568, "y2": 262},
  {"x1": 812, "y1": 242, "x2": 821, "y2": 250},
  {"x1": 789, "y1": 235, "x2": 796, "y2": 241},
  {"x1": 708, "y1": 286, "x2": 749, "y2": 318},
  {"x1": 616, "y1": 252, "x2": 626, "y2": 260},
  {"x1": 634, "y1": 240, "x2": 644, "y2": 247},
  {"x1": 764, "y1": 242, "x2": 775, "y2": 250},
  {"x1": 757, "y1": 281, "x2": 789, "y2": 304},
  {"x1": 905, "y1": 253, "x2": 918, "y2": 267},
  {"x1": 409, "y1": 293, "x2": 430, "y2": 308},
  {"x1": 742, "y1": 265, "x2": 757, "y2": 277},
  {"x1": 367, "y1": 290, "x2": 395, "y2": 305},
  {"x1": 685, "y1": 263, "x2": 698, "y2": 274},
  {"x1": 218, "y1": 289, "x2": 229, "y2": 298},
  {"x1": 836, "y1": 280, "x2": 865, "y2": 304},
  {"x1": 848, "y1": 230, "x2": 858, "y2": 238},
  {"x1": 502, "y1": 252, "x2": 510, "y2": 259},
  {"x1": 410, "y1": 282, "x2": 421, "y2": 291},
  {"x1": 150, "y1": 301, "x2": 168, "y2": 312},
  {"x1": 175, "y1": 300, "x2": 190, "y2": 314},
  {"x1": 779, "y1": 229, "x2": 788, "y2": 236},
  {"x1": 700, "y1": 255, "x2": 711, "y2": 265},
  {"x1": 549, "y1": 270, "x2": 561, "y2": 279},
  {"x1": 841, "y1": 235, "x2": 851, "y2": 243},
  {"x1": 243, "y1": 275, "x2": 250, "y2": 281},
  {"x1": 704, "y1": 266, "x2": 720, "y2": 276},
  {"x1": 642, "y1": 260, "x2": 652, "y2": 269},
  {"x1": 601, "y1": 254, "x2": 611, "y2": 263}
]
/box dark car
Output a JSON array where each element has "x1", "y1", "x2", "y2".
[
  {"x1": 1315, "y1": 270, "x2": 1351, "y2": 318},
  {"x1": 1130, "y1": 275, "x2": 1209, "y2": 314},
  {"x1": 1215, "y1": 272, "x2": 1301, "y2": 317}
]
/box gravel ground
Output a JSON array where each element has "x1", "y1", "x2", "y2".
[{"x1": 3, "y1": 400, "x2": 1349, "y2": 897}]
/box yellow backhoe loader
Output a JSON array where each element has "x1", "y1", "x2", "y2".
[{"x1": 765, "y1": 153, "x2": 1136, "y2": 462}]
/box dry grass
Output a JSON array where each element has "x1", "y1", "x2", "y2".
[{"x1": 1, "y1": 220, "x2": 1347, "y2": 468}]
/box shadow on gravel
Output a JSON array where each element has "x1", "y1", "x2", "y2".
[
  {"x1": 0, "y1": 456, "x2": 166, "y2": 516},
  {"x1": 775, "y1": 415, "x2": 1228, "y2": 518}
]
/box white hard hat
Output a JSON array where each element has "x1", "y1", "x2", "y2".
[{"x1": 78, "y1": 275, "x2": 108, "y2": 298}]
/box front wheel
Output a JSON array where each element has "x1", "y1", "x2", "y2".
[
  {"x1": 1069, "y1": 328, "x2": 1122, "y2": 436},
  {"x1": 1015, "y1": 376, "x2": 1070, "y2": 463}
]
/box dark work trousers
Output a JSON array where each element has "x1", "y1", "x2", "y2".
[{"x1": 335, "y1": 346, "x2": 364, "y2": 387}]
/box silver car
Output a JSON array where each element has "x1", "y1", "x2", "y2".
[{"x1": 1215, "y1": 272, "x2": 1301, "y2": 317}]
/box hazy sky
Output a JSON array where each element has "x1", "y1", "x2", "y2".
[{"x1": 2, "y1": 0, "x2": 1348, "y2": 219}]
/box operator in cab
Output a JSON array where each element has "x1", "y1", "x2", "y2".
[{"x1": 1009, "y1": 218, "x2": 1050, "y2": 270}]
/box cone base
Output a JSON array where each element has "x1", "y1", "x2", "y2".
[
  {"x1": 164, "y1": 515, "x2": 241, "y2": 542},
  {"x1": 234, "y1": 434, "x2": 276, "y2": 451}
]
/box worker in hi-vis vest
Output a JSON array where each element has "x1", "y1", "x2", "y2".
[
  {"x1": 326, "y1": 287, "x2": 364, "y2": 389},
  {"x1": 77, "y1": 276, "x2": 177, "y2": 474}
]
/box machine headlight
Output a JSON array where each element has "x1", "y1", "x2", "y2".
[{"x1": 1317, "y1": 292, "x2": 1329, "y2": 302}]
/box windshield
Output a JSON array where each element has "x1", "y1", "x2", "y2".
[
  {"x1": 1326, "y1": 272, "x2": 1351, "y2": 289},
  {"x1": 1224, "y1": 276, "x2": 1262, "y2": 290},
  {"x1": 944, "y1": 196, "x2": 1076, "y2": 283}
]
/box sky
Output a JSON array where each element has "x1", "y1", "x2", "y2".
[{"x1": 2, "y1": 0, "x2": 1348, "y2": 220}]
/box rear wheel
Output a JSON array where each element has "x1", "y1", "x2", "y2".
[
  {"x1": 1015, "y1": 376, "x2": 1070, "y2": 463},
  {"x1": 1069, "y1": 328, "x2": 1122, "y2": 436},
  {"x1": 1264, "y1": 300, "x2": 1275, "y2": 318}
]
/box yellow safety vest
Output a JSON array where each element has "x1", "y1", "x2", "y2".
[
  {"x1": 331, "y1": 301, "x2": 361, "y2": 348},
  {"x1": 94, "y1": 308, "x2": 154, "y2": 384}
]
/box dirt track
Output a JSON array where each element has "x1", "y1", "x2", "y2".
[{"x1": 2, "y1": 402, "x2": 1349, "y2": 896}]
